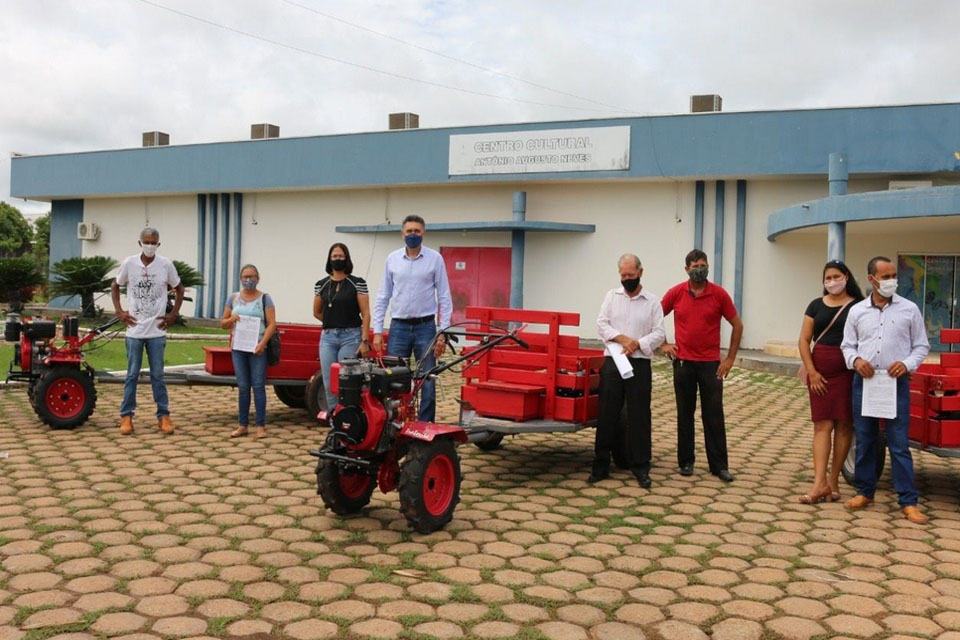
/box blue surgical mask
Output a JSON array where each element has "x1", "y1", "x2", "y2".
[
  {"x1": 404, "y1": 234, "x2": 423, "y2": 249},
  {"x1": 241, "y1": 279, "x2": 257, "y2": 291}
]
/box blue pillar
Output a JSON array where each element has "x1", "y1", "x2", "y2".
[
  {"x1": 510, "y1": 191, "x2": 526, "y2": 309},
  {"x1": 206, "y1": 194, "x2": 218, "y2": 318},
  {"x1": 694, "y1": 181, "x2": 705, "y2": 250},
  {"x1": 714, "y1": 181, "x2": 725, "y2": 285},
  {"x1": 196, "y1": 195, "x2": 206, "y2": 316},
  {"x1": 48, "y1": 200, "x2": 84, "y2": 310},
  {"x1": 219, "y1": 193, "x2": 230, "y2": 307},
  {"x1": 827, "y1": 153, "x2": 847, "y2": 262},
  {"x1": 734, "y1": 180, "x2": 747, "y2": 313},
  {"x1": 232, "y1": 193, "x2": 243, "y2": 286}
]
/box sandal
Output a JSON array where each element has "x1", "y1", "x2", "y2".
[
  {"x1": 230, "y1": 427, "x2": 248, "y2": 438},
  {"x1": 829, "y1": 491, "x2": 841, "y2": 502},
  {"x1": 798, "y1": 489, "x2": 830, "y2": 504}
]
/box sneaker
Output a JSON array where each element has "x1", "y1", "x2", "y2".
[
  {"x1": 158, "y1": 416, "x2": 174, "y2": 434},
  {"x1": 119, "y1": 415, "x2": 134, "y2": 435}
]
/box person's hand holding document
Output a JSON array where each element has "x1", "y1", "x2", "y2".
[
  {"x1": 232, "y1": 315, "x2": 261, "y2": 353},
  {"x1": 862, "y1": 369, "x2": 897, "y2": 419},
  {"x1": 605, "y1": 343, "x2": 634, "y2": 379}
]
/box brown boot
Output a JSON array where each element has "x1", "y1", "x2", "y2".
[
  {"x1": 158, "y1": 416, "x2": 174, "y2": 434},
  {"x1": 119, "y1": 415, "x2": 134, "y2": 435},
  {"x1": 901, "y1": 506, "x2": 929, "y2": 524},
  {"x1": 845, "y1": 495, "x2": 873, "y2": 509}
]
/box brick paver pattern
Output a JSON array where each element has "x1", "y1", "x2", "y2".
[{"x1": 2, "y1": 360, "x2": 960, "y2": 640}]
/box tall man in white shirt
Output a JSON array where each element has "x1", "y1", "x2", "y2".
[
  {"x1": 111, "y1": 227, "x2": 184, "y2": 436},
  {"x1": 372, "y1": 215, "x2": 453, "y2": 422},
  {"x1": 841, "y1": 256, "x2": 930, "y2": 524},
  {"x1": 591, "y1": 254, "x2": 665, "y2": 488}
]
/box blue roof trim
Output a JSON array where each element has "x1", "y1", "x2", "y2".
[
  {"x1": 11, "y1": 103, "x2": 960, "y2": 200},
  {"x1": 767, "y1": 185, "x2": 960, "y2": 241},
  {"x1": 335, "y1": 221, "x2": 595, "y2": 233}
]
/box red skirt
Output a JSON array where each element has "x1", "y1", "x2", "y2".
[{"x1": 808, "y1": 344, "x2": 853, "y2": 422}]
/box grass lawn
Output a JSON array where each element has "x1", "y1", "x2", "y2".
[{"x1": 0, "y1": 337, "x2": 228, "y2": 381}]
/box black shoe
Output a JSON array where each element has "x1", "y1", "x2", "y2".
[
  {"x1": 635, "y1": 473, "x2": 652, "y2": 489},
  {"x1": 679, "y1": 463, "x2": 694, "y2": 476},
  {"x1": 587, "y1": 472, "x2": 609, "y2": 484},
  {"x1": 715, "y1": 470, "x2": 734, "y2": 483}
]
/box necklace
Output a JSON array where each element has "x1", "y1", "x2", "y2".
[{"x1": 327, "y1": 280, "x2": 343, "y2": 308}]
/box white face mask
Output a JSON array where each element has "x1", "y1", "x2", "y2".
[
  {"x1": 140, "y1": 243, "x2": 158, "y2": 258},
  {"x1": 875, "y1": 278, "x2": 897, "y2": 298},
  {"x1": 824, "y1": 278, "x2": 846, "y2": 295}
]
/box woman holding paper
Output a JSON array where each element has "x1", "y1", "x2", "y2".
[
  {"x1": 796, "y1": 259, "x2": 862, "y2": 504},
  {"x1": 222, "y1": 264, "x2": 277, "y2": 439}
]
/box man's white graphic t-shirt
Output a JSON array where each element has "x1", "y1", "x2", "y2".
[{"x1": 115, "y1": 254, "x2": 181, "y2": 340}]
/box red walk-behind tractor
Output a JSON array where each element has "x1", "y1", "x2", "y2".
[
  {"x1": 5, "y1": 314, "x2": 121, "y2": 429},
  {"x1": 311, "y1": 327, "x2": 527, "y2": 533}
]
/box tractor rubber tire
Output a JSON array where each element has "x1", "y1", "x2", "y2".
[
  {"x1": 611, "y1": 406, "x2": 631, "y2": 471},
  {"x1": 27, "y1": 380, "x2": 39, "y2": 410},
  {"x1": 274, "y1": 384, "x2": 307, "y2": 409},
  {"x1": 841, "y1": 430, "x2": 887, "y2": 487},
  {"x1": 473, "y1": 433, "x2": 504, "y2": 451},
  {"x1": 304, "y1": 370, "x2": 329, "y2": 424},
  {"x1": 34, "y1": 366, "x2": 96, "y2": 430},
  {"x1": 316, "y1": 458, "x2": 375, "y2": 515},
  {"x1": 399, "y1": 438, "x2": 462, "y2": 534}
]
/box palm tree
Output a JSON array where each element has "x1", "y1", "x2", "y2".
[
  {"x1": 169, "y1": 260, "x2": 205, "y2": 324},
  {"x1": 0, "y1": 257, "x2": 45, "y2": 312},
  {"x1": 48, "y1": 256, "x2": 118, "y2": 318}
]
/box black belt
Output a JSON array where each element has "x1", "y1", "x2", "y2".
[{"x1": 392, "y1": 315, "x2": 434, "y2": 325}]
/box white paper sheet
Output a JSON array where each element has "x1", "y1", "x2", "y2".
[
  {"x1": 232, "y1": 315, "x2": 261, "y2": 353},
  {"x1": 862, "y1": 370, "x2": 897, "y2": 419},
  {"x1": 605, "y1": 344, "x2": 634, "y2": 379}
]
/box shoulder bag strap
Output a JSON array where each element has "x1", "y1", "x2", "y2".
[{"x1": 812, "y1": 300, "x2": 852, "y2": 348}]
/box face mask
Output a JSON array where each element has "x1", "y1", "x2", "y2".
[
  {"x1": 875, "y1": 278, "x2": 897, "y2": 298},
  {"x1": 688, "y1": 266, "x2": 708, "y2": 283},
  {"x1": 404, "y1": 234, "x2": 423, "y2": 249},
  {"x1": 330, "y1": 259, "x2": 347, "y2": 272},
  {"x1": 824, "y1": 278, "x2": 846, "y2": 295},
  {"x1": 140, "y1": 243, "x2": 158, "y2": 258},
  {"x1": 621, "y1": 277, "x2": 640, "y2": 293},
  {"x1": 241, "y1": 279, "x2": 257, "y2": 291}
]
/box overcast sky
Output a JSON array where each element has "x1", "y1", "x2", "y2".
[{"x1": 3, "y1": 0, "x2": 960, "y2": 217}]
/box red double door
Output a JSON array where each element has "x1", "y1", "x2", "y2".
[{"x1": 440, "y1": 247, "x2": 512, "y2": 326}]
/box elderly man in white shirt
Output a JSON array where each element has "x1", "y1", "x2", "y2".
[
  {"x1": 590, "y1": 254, "x2": 665, "y2": 488},
  {"x1": 841, "y1": 256, "x2": 930, "y2": 524}
]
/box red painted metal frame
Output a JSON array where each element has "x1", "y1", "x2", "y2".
[
  {"x1": 400, "y1": 421, "x2": 469, "y2": 443},
  {"x1": 909, "y1": 330, "x2": 960, "y2": 449}
]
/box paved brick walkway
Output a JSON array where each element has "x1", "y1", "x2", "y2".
[{"x1": 2, "y1": 361, "x2": 960, "y2": 640}]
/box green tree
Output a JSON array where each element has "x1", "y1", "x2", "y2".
[
  {"x1": 171, "y1": 260, "x2": 205, "y2": 325},
  {"x1": 0, "y1": 257, "x2": 45, "y2": 312},
  {"x1": 48, "y1": 255, "x2": 119, "y2": 318},
  {"x1": 0, "y1": 203, "x2": 33, "y2": 257},
  {"x1": 31, "y1": 214, "x2": 50, "y2": 274}
]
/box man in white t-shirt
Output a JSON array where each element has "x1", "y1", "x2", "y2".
[{"x1": 110, "y1": 227, "x2": 184, "y2": 435}]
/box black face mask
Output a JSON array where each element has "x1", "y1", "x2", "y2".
[
  {"x1": 621, "y1": 277, "x2": 640, "y2": 293},
  {"x1": 330, "y1": 259, "x2": 347, "y2": 272}
]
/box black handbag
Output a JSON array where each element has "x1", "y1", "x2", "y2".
[{"x1": 261, "y1": 297, "x2": 281, "y2": 366}]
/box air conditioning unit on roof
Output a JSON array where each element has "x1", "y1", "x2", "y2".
[{"x1": 77, "y1": 222, "x2": 100, "y2": 241}]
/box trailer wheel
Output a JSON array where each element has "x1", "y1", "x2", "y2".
[
  {"x1": 304, "y1": 370, "x2": 329, "y2": 424},
  {"x1": 34, "y1": 366, "x2": 96, "y2": 430},
  {"x1": 274, "y1": 384, "x2": 306, "y2": 408},
  {"x1": 611, "y1": 407, "x2": 631, "y2": 470},
  {"x1": 399, "y1": 438, "x2": 461, "y2": 534},
  {"x1": 316, "y1": 458, "x2": 374, "y2": 515},
  {"x1": 473, "y1": 433, "x2": 504, "y2": 451},
  {"x1": 841, "y1": 430, "x2": 887, "y2": 486}
]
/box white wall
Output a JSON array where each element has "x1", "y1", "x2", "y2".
[{"x1": 77, "y1": 178, "x2": 960, "y2": 350}]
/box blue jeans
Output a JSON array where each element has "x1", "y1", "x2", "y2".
[
  {"x1": 320, "y1": 327, "x2": 363, "y2": 410},
  {"x1": 232, "y1": 349, "x2": 267, "y2": 427},
  {"x1": 120, "y1": 337, "x2": 169, "y2": 418},
  {"x1": 388, "y1": 321, "x2": 437, "y2": 422},
  {"x1": 852, "y1": 374, "x2": 918, "y2": 506}
]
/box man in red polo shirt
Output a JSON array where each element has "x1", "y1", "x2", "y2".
[{"x1": 661, "y1": 249, "x2": 743, "y2": 483}]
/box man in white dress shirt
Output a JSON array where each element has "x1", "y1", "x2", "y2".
[
  {"x1": 590, "y1": 254, "x2": 665, "y2": 488},
  {"x1": 841, "y1": 256, "x2": 930, "y2": 524}
]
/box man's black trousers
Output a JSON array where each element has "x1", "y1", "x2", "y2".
[
  {"x1": 673, "y1": 359, "x2": 728, "y2": 474},
  {"x1": 593, "y1": 356, "x2": 651, "y2": 476}
]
